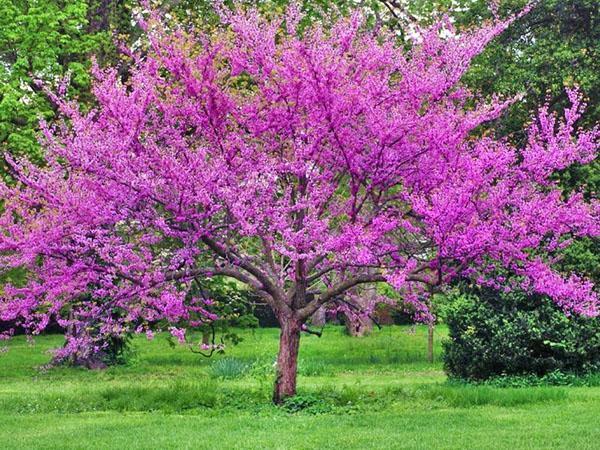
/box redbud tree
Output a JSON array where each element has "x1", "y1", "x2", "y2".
[{"x1": 0, "y1": 4, "x2": 598, "y2": 402}]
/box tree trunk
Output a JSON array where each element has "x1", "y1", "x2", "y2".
[
  {"x1": 311, "y1": 306, "x2": 327, "y2": 327},
  {"x1": 345, "y1": 314, "x2": 373, "y2": 337},
  {"x1": 427, "y1": 323, "x2": 434, "y2": 363},
  {"x1": 344, "y1": 277, "x2": 376, "y2": 337},
  {"x1": 273, "y1": 318, "x2": 301, "y2": 404}
]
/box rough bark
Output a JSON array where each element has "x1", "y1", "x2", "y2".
[{"x1": 273, "y1": 317, "x2": 301, "y2": 404}]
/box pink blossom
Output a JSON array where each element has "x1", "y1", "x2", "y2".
[{"x1": 169, "y1": 327, "x2": 186, "y2": 344}]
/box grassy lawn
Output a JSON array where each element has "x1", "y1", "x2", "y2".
[{"x1": 1, "y1": 325, "x2": 600, "y2": 449}]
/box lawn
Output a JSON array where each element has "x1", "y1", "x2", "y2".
[{"x1": 1, "y1": 325, "x2": 600, "y2": 449}]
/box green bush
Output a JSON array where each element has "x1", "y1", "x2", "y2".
[{"x1": 442, "y1": 287, "x2": 600, "y2": 380}]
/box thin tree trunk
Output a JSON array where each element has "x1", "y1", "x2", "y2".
[
  {"x1": 427, "y1": 323, "x2": 434, "y2": 363},
  {"x1": 273, "y1": 317, "x2": 301, "y2": 404}
]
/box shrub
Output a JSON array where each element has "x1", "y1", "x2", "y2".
[{"x1": 442, "y1": 287, "x2": 600, "y2": 380}]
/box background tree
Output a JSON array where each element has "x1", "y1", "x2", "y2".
[
  {"x1": 458, "y1": 0, "x2": 600, "y2": 282},
  {"x1": 0, "y1": 0, "x2": 118, "y2": 174}
]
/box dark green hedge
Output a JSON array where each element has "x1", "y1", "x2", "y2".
[{"x1": 442, "y1": 287, "x2": 600, "y2": 380}]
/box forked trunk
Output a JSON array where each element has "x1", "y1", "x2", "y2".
[{"x1": 273, "y1": 317, "x2": 301, "y2": 404}]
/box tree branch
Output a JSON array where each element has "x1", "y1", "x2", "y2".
[
  {"x1": 296, "y1": 269, "x2": 431, "y2": 319},
  {"x1": 200, "y1": 236, "x2": 287, "y2": 304}
]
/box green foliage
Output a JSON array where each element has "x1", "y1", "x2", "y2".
[
  {"x1": 443, "y1": 288, "x2": 600, "y2": 380},
  {"x1": 209, "y1": 357, "x2": 250, "y2": 379},
  {"x1": 0, "y1": 0, "x2": 114, "y2": 172},
  {"x1": 183, "y1": 276, "x2": 259, "y2": 354},
  {"x1": 102, "y1": 333, "x2": 136, "y2": 366},
  {"x1": 281, "y1": 393, "x2": 334, "y2": 414},
  {"x1": 558, "y1": 237, "x2": 600, "y2": 283},
  {"x1": 481, "y1": 370, "x2": 600, "y2": 388},
  {"x1": 0, "y1": 266, "x2": 27, "y2": 291},
  {"x1": 442, "y1": 1, "x2": 600, "y2": 130}
]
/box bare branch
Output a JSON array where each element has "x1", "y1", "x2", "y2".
[
  {"x1": 201, "y1": 236, "x2": 285, "y2": 302},
  {"x1": 296, "y1": 269, "x2": 432, "y2": 319}
]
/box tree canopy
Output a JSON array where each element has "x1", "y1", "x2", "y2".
[{"x1": 0, "y1": 4, "x2": 597, "y2": 401}]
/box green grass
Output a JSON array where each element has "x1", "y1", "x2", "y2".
[{"x1": 1, "y1": 325, "x2": 600, "y2": 449}]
